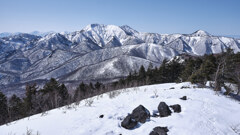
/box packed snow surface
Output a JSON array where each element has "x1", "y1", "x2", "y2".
[{"x1": 1, "y1": 82, "x2": 240, "y2": 135}]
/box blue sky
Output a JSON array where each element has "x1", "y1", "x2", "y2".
[{"x1": 0, "y1": 0, "x2": 240, "y2": 35}]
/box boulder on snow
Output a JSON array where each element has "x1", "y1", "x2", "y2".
[
  {"x1": 180, "y1": 96, "x2": 187, "y2": 100},
  {"x1": 99, "y1": 114, "x2": 104, "y2": 118},
  {"x1": 158, "y1": 102, "x2": 172, "y2": 117},
  {"x1": 121, "y1": 105, "x2": 150, "y2": 129},
  {"x1": 180, "y1": 86, "x2": 190, "y2": 89},
  {"x1": 121, "y1": 114, "x2": 138, "y2": 129},
  {"x1": 131, "y1": 105, "x2": 150, "y2": 123},
  {"x1": 196, "y1": 83, "x2": 206, "y2": 88},
  {"x1": 170, "y1": 104, "x2": 181, "y2": 113},
  {"x1": 149, "y1": 126, "x2": 169, "y2": 135}
]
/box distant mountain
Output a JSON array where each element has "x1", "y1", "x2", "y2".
[
  {"x1": 0, "y1": 31, "x2": 56, "y2": 37},
  {"x1": 29, "y1": 31, "x2": 56, "y2": 37},
  {"x1": 0, "y1": 32, "x2": 21, "y2": 37},
  {"x1": 222, "y1": 35, "x2": 240, "y2": 39},
  {"x1": 0, "y1": 24, "x2": 240, "y2": 96}
]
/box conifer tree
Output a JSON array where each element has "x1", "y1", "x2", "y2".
[
  {"x1": 119, "y1": 78, "x2": 125, "y2": 87},
  {"x1": 201, "y1": 56, "x2": 217, "y2": 80},
  {"x1": 74, "y1": 82, "x2": 88, "y2": 101},
  {"x1": 189, "y1": 55, "x2": 216, "y2": 84},
  {"x1": 139, "y1": 65, "x2": 146, "y2": 80},
  {"x1": 58, "y1": 84, "x2": 69, "y2": 106},
  {"x1": 0, "y1": 91, "x2": 8, "y2": 125},
  {"x1": 89, "y1": 82, "x2": 94, "y2": 90},
  {"x1": 42, "y1": 78, "x2": 60, "y2": 93},
  {"x1": 95, "y1": 82, "x2": 102, "y2": 90},
  {"x1": 24, "y1": 83, "x2": 37, "y2": 113},
  {"x1": 167, "y1": 59, "x2": 183, "y2": 82},
  {"x1": 189, "y1": 71, "x2": 205, "y2": 84},
  {"x1": 126, "y1": 72, "x2": 132, "y2": 84},
  {"x1": 181, "y1": 58, "x2": 195, "y2": 81},
  {"x1": 224, "y1": 50, "x2": 240, "y2": 94},
  {"x1": 157, "y1": 59, "x2": 168, "y2": 83},
  {"x1": 41, "y1": 78, "x2": 62, "y2": 108},
  {"x1": 9, "y1": 94, "x2": 24, "y2": 121},
  {"x1": 147, "y1": 63, "x2": 153, "y2": 73},
  {"x1": 148, "y1": 67, "x2": 159, "y2": 84}
]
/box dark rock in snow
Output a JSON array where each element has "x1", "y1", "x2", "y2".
[
  {"x1": 99, "y1": 114, "x2": 104, "y2": 118},
  {"x1": 149, "y1": 131, "x2": 159, "y2": 135},
  {"x1": 180, "y1": 96, "x2": 187, "y2": 100},
  {"x1": 196, "y1": 83, "x2": 206, "y2": 88},
  {"x1": 131, "y1": 105, "x2": 150, "y2": 123},
  {"x1": 180, "y1": 86, "x2": 190, "y2": 89},
  {"x1": 149, "y1": 126, "x2": 169, "y2": 135},
  {"x1": 158, "y1": 102, "x2": 171, "y2": 117},
  {"x1": 121, "y1": 114, "x2": 138, "y2": 129},
  {"x1": 170, "y1": 104, "x2": 181, "y2": 113},
  {"x1": 121, "y1": 105, "x2": 151, "y2": 129}
]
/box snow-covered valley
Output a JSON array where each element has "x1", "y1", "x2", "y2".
[{"x1": 1, "y1": 82, "x2": 240, "y2": 135}]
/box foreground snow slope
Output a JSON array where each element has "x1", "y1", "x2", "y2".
[{"x1": 1, "y1": 82, "x2": 240, "y2": 135}]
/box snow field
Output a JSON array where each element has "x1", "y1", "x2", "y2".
[{"x1": 1, "y1": 82, "x2": 240, "y2": 135}]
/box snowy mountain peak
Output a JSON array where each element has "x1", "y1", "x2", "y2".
[
  {"x1": 38, "y1": 33, "x2": 72, "y2": 49},
  {"x1": 81, "y1": 24, "x2": 130, "y2": 47},
  {"x1": 30, "y1": 31, "x2": 55, "y2": 37},
  {"x1": 83, "y1": 24, "x2": 126, "y2": 34},
  {"x1": 11, "y1": 33, "x2": 41, "y2": 39},
  {"x1": 191, "y1": 30, "x2": 210, "y2": 37},
  {"x1": 83, "y1": 23, "x2": 104, "y2": 31},
  {"x1": 120, "y1": 25, "x2": 139, "y2": 36},
  {"x1": 42, "y1": 33, "x2": 65, "y2": 40}
]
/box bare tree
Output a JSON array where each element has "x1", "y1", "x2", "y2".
[{"x1": 214, "y1": 56, "x2": 226, "y2": 92}]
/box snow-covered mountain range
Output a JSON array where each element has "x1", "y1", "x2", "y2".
[
  {"x1": 0, "y1": 31, "x2": 57, "y2": 38},
  {"x1": 0, "y1": 24, "x2": 240, "y2": 95}
]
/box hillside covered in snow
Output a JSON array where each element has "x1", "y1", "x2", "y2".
[
  {"x1": 1, "y1": 24, "x2": 240, "y2": 95},
  {"x1": 1, "y1": 82, "x2": 240, "y2": 135}
]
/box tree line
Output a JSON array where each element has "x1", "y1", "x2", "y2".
[
  {"x1": 110, "y1": 49, "x2": 240, "y2": 94},
  {"x1": 0, "y1": 49, "x2": 239, "y2": 125},
  {"x1": 0, "y1": 79, "x2": 105, "y2": 125}
]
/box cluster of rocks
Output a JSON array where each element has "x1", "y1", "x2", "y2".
[{"x1": 121, "y1": 96, "x2": 187, "y2": 135}]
